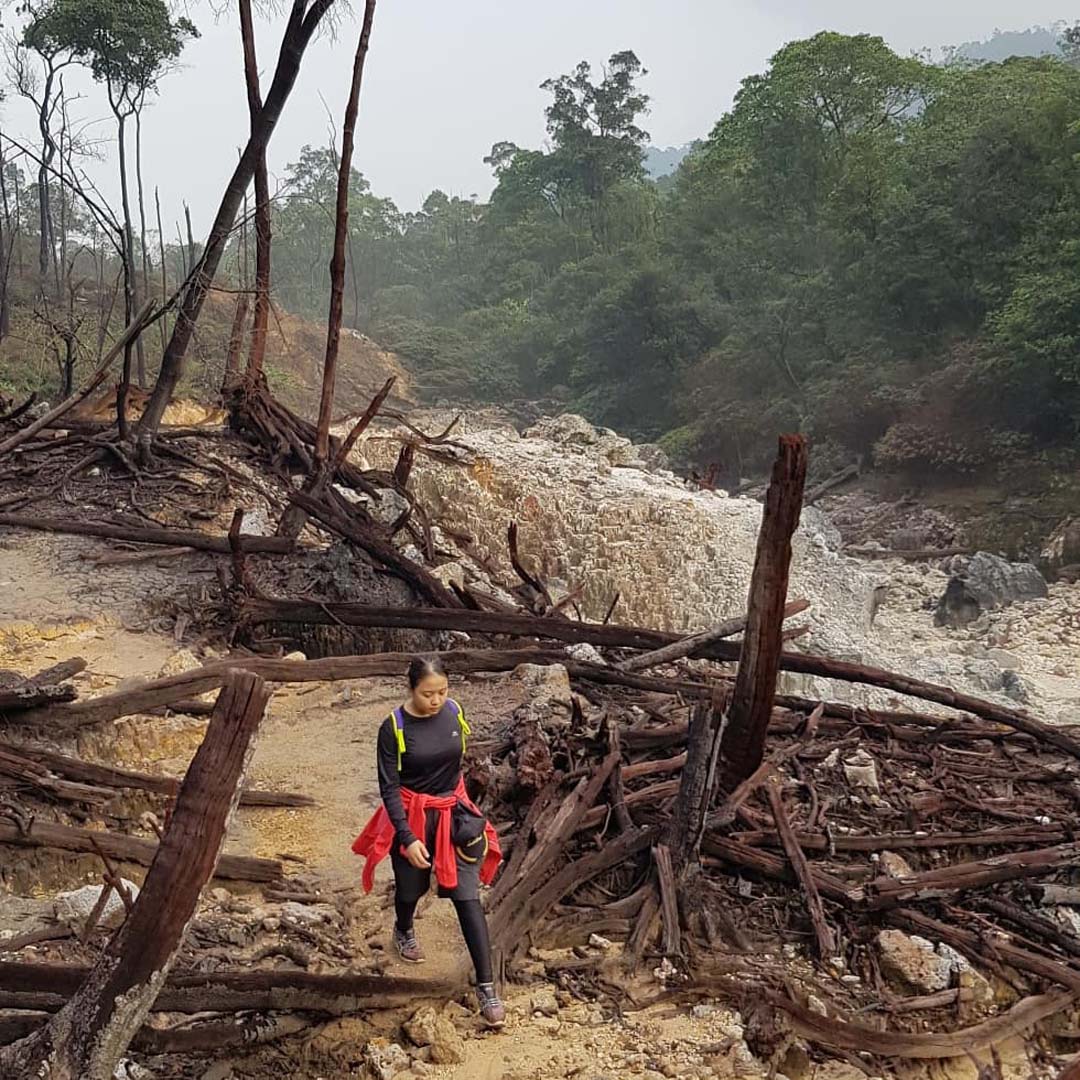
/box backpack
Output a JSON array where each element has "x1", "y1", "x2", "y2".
[{"x1": 390, "y1": 699, "x2": 470, "y2": 771}]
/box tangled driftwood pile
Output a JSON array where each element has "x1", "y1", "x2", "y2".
[{"x1": 3, "y1": 383, "x2": 1080, "y2": 1078}]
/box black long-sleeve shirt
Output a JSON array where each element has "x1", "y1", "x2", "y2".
[{"x1": 376, "y1": 700, "x2": 465, "y2": 849}]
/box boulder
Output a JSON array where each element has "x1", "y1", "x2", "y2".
[
  {"x1": 935, "y1": 552, "x2": 1047, "y2": 628},
  {"x1": 531, "y1": 986, "x2": 560, "y2": 1016},
  {"x1": 402, "y1": 1006, "x2": 465, "y2": 1065},
  {"x1": 523, "y1": 413, "x2": 599, "y2": 447},
  {"x1": 1042, "y1": 517, "x2": 1080, "y2": 577},
  {"x1": 362, "y1": 1040, "x2": 411, "y2": 1080},
  {"x1": 56, "y1": 880, "x2": 141, "y2": 930},
  {"x1": 877, "y1": 930, "x2": 951, "y2": 993},
  {"x1": 511, "y1": 663, "x2": 572, "y2": 705}
]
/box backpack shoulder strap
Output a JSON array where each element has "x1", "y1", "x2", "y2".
[
  {"x1": 449, "y1": 699, "x2": 470, "y2": 754},
  {"x1": 390, "y1": 707, "x2": 406, "y2": 770}
]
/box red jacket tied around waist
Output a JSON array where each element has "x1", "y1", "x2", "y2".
[{"x1": 352, "y1": 777, "x2": 501, "y2": 893}]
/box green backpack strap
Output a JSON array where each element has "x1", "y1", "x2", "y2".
[
  {"x1": 391, "y1": 707, "x2": 406, "y2": 771},
  {"x1": 451, "y1": 699, "x2": 470, "y2": 754}
]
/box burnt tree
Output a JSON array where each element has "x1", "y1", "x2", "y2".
[
  {"x1": 137, "y1": 0, "x2": 340, "y2": 453},
  {"x1": 314, "y1": 0, "x2": 378, "y2": 466},
  {"x1": 239, "y1": 0, "x2": 271, "y2": 383},
  {"x1": 717, "y1": 433, "x2": 808, "y2": 795},
  {"x1": 0, "y1": 670, "x2": 271, "y2": 1079}
]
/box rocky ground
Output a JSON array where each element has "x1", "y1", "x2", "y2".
[{"x1": 1, "y1": 410, "x2": 1078, "y2": 1079}]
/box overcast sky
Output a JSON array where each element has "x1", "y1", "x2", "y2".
[{"x1": 5, "y1": 1, "x2": 1076, "y2": 236}]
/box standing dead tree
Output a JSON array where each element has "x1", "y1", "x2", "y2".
[
  {"x1": 716, "y1": 433, "x2": 808, "y2": 795},
  {"x1": 272, "y1": 0, "x2": 378, "y2": 540},
  {"x1": 137, "y1": 0, "x2": 341, "y2": 455},
  {"x1": 238, "y1": 0, "x2": 272, "y2": 384},
  {"x1": 314, "y1": 0, "x2": 378, "y2": 468},
  {"x1": 0, "y1": 670, "x2": 271, "y2": 1079}
]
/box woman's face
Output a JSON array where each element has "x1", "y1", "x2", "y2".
[{"x1": 410, "y1": 673, "x2": 448, "y2": 716}]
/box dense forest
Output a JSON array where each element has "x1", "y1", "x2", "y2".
[
  {"x1": 2, "y1": 14, "x2": 1080, "y2": 477},
  {"x1": 263, "y1": 29, "x2": 1080, "y2": 475}
]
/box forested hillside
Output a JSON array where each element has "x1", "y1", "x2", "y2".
[
  {"x1": 2, "y1": 19, "x2": 1078, "y2": 480},
  {"x1": 260, "y1": 30, "x2": 1080, "y2": 477}
]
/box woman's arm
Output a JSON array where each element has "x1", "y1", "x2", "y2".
[{"x1": 376, "y1": 718, "x2": 417, "y2": 849}]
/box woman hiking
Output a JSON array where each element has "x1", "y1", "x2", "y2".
[{"x1": 352, "y1": 656, "x2": 506, "y2": 1026}]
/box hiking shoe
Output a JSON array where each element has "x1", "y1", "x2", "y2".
[
  {"x1": 393, "y1": 927, "x2": 424, "y2": 963},
  {"x1": 476, "y1": 982, "x2": 506, "y2": 1027}
]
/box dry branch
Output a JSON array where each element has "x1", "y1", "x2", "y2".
[
  {"x1": 617, "y1": 598, "x2": 809, "y2": 673},
  {"x1": 767, "y1": 777, "x2": 836, "y2": 959},
  {"x1": 769, "y1": 987, "x2": 1074, "y2": 1059},
  {"x1": 0, "y1": 513, "x2": 293, "y2": 554}
]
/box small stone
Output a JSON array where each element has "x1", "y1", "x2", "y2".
[
  {"x1": 282, "y1": 650, "x2": 307, "y2": 663},
  {"x1": 691, "y1": 1004, "x2": 718, "y2": 1019},
  {"x1": 262, "y1": 916, "x2": 281, "y2": 932},
  {"x1": 362, "y1": 1039, "x2": 410, "y2": 1080},
  {"x1": 842, "y1": 749, "x2": 880, "y2": 792},
  {"x1": 588, "y1": 933, "x2": 613, "y2": 950},
  {"x1": 877, "y1": 930, "x2": 951, "y2": 993},
  {"x1": 565, "y1": 643, "x2": 606, "y2": 666},
  {"x1": 531, "y1": 987, "x2": 560, "y2": 1016},
  {"x1": 280, "y1": 901, "x2": 331, "y2": 926},
  {"x1": 879, "y1": 851, "x2": 914, "y2": 879}
]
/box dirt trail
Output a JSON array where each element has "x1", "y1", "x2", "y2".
[{"x1": 0, "y1": 531, "x2": 517, "y2": 1072}]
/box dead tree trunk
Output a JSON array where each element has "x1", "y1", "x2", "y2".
[
  {"x1": 717, "y1": 434, "x2": 808, "y2": 795},
  {"x1": 314, "y1": 0, "x2": 377, "y2": 467},
  {"x1": 239, "y1": 0, "x2": 272, "y2": 383},
  {"x1": 663, "y1": 687, "x2": 727, "y2": 870},
  {"x1": 137, "y1": 0, "x2": 340, "y2": 454},
  {"x1": 221, "y1": 294, "x2": 250, "y2": 393},
  {"x1": 0, "y1": 670, "x2": 270, "y2": 1079}
]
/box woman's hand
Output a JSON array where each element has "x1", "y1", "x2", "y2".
[{"x1": 405, "y1": 839, "x2": 431, "y2": 869}]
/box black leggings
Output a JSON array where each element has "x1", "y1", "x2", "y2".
[{"x1": 395, "y1": 896, "x2": 493, "y2": 984}]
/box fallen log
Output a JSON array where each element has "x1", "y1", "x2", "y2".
[
  {"x1": 0, "y1": 670, "x2": 271, "y2": 1079},
  {"x1": 0, "y1": 961, "x2": 449, "y2": 1016},
  {"x1": 865, "y1": 841, "x2": 1080, "y2": 911},
  {"x1": 27, "y1": 647, "x2": 567, "y2": 728},
  {"x1": 845, "y1": 546, "x2": 972, "y2": 560},
  {"x1": 235, "y1": 600, "x2": 1080, "y2": 759},
  {"x1": 0, "y1": 685, "x2": 77, "y2": 714},
  {"x1": 701, "y1": 836, "x2": 857, "y2": 906},
  {"x1": 0, "y1": 742, "x2": 313, "y2": 808},
  {"x1": 730, "y1": 825, "x2": 1068, "y2": 853},
  {"x1": 768, "y1": 986, "x2": 1074, "y2": 1059},
  {"x1": 0, "y1": 749, "x2": 114, "y2": 805},
  {"x1": 0, "y1": 513, "x2": 295, "y2": 555},
  {"x1": 26, "y1": 659, "x2": 86, "y2": 688},
  {"x1": 803, "y1": 462, "x2": 859, "y2": 505},
  {"x1": 0, "y1": 818, "x2": 281, "y2": 882}
]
